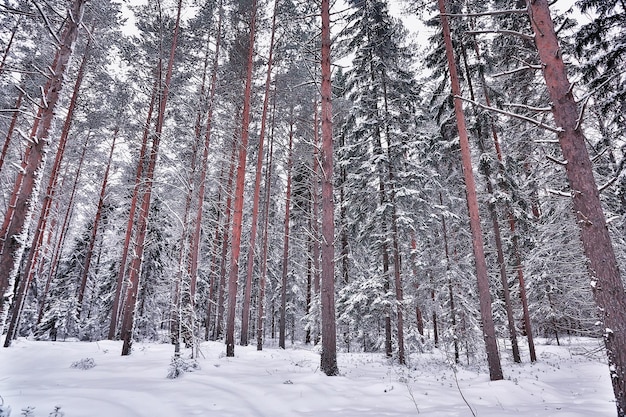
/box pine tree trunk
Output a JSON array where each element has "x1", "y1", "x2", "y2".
[
  {"x1": 77, "y1": 129, "x2": 117, "y2": 315},
  {"x1": 257, "y1": 103, "x2": 276, "y2": 351},
  {"x1": 5, "y1": 41, "x2": 90, "y2": 344},
  {"x1": 240, "y1": 0, "x2": 277, "y2": 346},
  {"x1": 225, "y1": 0, "x2": 258, "y2": 358},
  {"x1": 527, "y1": 1, "x2": 626, "y2": 412},
  {"x1": 279, "y1": 121, "x2": 294, "y2": 350},
  {"x1": 319, "y1": 0, "x2": 339, "y2": 376},
  {"x1": 215, "y1": 139, "x2": 238, "y2": 341},
  {"x1": 440, "y1": 193, "x2": 459, "y2": 363},
  {"x1": 190, "y1": 0, "x2": 223, "y2": 346},
  {"x1": 37, "y1": 140, "x2": 89, "y2": 325},
  {"x1": 121, "y1": 0, "x2": 183, "y2": 356},
  {"x1": 0, "y1": 0, "x2": 87, "y2": 337},
  {"x1": 438, "y1": 0, "x2": 503, "y2": 380},
  {"x1": 466, "y1": 27, "x2": 536, "y2": 363},
  {"x1": 108, "y1": 73, "x2": 159, "y2": 340}
]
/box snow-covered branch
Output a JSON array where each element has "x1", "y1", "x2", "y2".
[{"x1": 454, "y1": 95, "x2": 562, "y2": 133}]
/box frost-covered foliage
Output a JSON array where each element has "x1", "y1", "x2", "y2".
[
  {"x1": 166, "y1": 355, "x2": 200, "y2": 379},
  {"x1": 70, "y1": 357, "x2": 96, "y2": 370}
]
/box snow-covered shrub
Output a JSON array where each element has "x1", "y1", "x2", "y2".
[
  {"x1": 70, "y1": 358, "x2": 96, "y2": 370},
  {"x1": 166, "y1": 355, "x2": 200, "y2": 379}
]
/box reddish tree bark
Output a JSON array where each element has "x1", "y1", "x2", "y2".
[
  {"x1": 466, "y1": 26, "x2": 536, "y2": 362},
  {"x1": 225, "y1": 0, "x2": 257, "y2": 358},
  {"x1": 320, "y1": 0, "x2": 339, "y2": 376},
  {"x1": 37, "y1": 139, "x2": 89, "y2": 325},
  {"x1": 121, "y1": 0, "x2": 183, "y2": 356},
  {"x1": 527, "y1": 1, "x2": 626, "y2": 412},
  {"x1": 240, "y1": 0, "x2": 278, "y2": 346},
  {"x1": 189, "y1": 1, "x2": 223, "y2": 344},
  {"x1": 279, "y1": 120, "x2": 294, "y2": 350},
  {"x1": 0, "y1": 0, "x2": 87, "y2": 336},
  {"x1": 77, "y1": 129, "x2": 118, "y2": 315},
  {"x1": 107, "y1": 73, "x2": 159, "y2": 340},
  {"x1": 438, "y1": 0, "x2": 503, "y2": 380}
]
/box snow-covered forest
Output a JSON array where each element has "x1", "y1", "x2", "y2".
[{"x1": 0, "y1": 0, "x2": 625, "y2": 415}]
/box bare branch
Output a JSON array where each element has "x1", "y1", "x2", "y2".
[
  {"x1": 492, "y1": 64, "x2": 541, "y2": 78},
  {"x1": 547, "y1": 188, "x2": 572, "y2": 197},
  {"x1": 504, "y1": 102, "x2": 552, "y2": 113},
  {"x1": 598, "y1": 176, "x2": 618, "y2": 193},
  {"x1": 441, "y1": 8, "x2": 528, "y2": 18},
  {"x1": 534, "y1": 139, "x2": 560, "y2": 143},
  {"x1": 592, "y1": 147, "x2": 608, "y2": 163},
  {"x1": 546, "y1": 154, "x2": 568, "y2": 165},
  {"x1": 454, "y1": 95, "x2": 563, "y2": 133},
  {"x1": 466, "y1": 29, "x2": 534, "y2": 41},
  {"x1": 0, "y1": 3, "x2": 35, "y2": 16},
  {"x1": 575, "y1": 94, "x2": 590, "y2": 131}
]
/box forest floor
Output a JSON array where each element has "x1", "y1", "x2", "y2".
[{"x1": 0, "y1": 336, "x2": 616, "y2": 416}]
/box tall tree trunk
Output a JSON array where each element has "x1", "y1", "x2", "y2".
[
  {"x1": 440, "y1": 193, "x2": 459, "y2": 363},
  {"x1": 120, "y1": 0, "x2": 183, "y2": 356},
  {"x1": 225, "y1": 0, "x2": 257, "y2": 358},
  {"x1": 466, "y1": 24, "x2": 536, "y2": 362},
  {"x1": 190, "y1": 0, "x2": 223, "y2": 347},
  {"x1": 215, "y1": 134, "x2": 238, "y2": 340},
  {"x1": 257, "y1": 99, "x2": 276, "y2": 351},
  {"x1": 458, "y1": 43, "x2": 521, "y2": 364},
  {"x1": 279, "y1": 120, "x2": 294, "y2": 350},
  {"x1": 37, "y1": 139, "x2": 89, "y2": 325},
  {"x1": 108, "y1": 73, "x2": 159, "y2": 340},
  {"x1": 240, "y1": 0, "x2": 277, "y2": 346},
  {"x1": 527, "y1": 1, "x2": 626, "y2": 412},
  {"x1": 320, "y1": 0, "x2": 339, "y2": 376},
  {"x1": 77, "y1": 129, "x2": 118, "y2": 315},
  {"x1": 437, "y1": 0, "x2": 503, "y2": 380},
  {"x1": 0, "y1": 0, "x2": 87, "y2": 337}
]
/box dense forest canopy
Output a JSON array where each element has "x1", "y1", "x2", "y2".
[{"x1": 0, "y1": 0, "x2": 625, "y2": 414}]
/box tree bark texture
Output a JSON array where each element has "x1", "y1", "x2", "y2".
[
  {"x1": 320, "y1": 0, "x2": 339, "y2": 376},
  {"x1": 527, "y1": 1, "x2": 626, "y2": 412},
  {"x1": 225, "y1": 0, "x2": 257, "y2": 358},
  {"x1": 121, "y1": 0, "x2": 183, "y2": 356},
  {"x1": 437, "y1": 0, "x2": 503, "y2": 381},
  {"x1": 0, "y1": 0, "x2": 87, "y2": 337},
  {"x1": 241, "y1": 0, "x2": 277, "y2": 346}
]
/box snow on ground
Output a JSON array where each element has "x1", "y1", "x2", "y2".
[{"x1": 0, "y1": 337, "x2": 616, "y2": 416}]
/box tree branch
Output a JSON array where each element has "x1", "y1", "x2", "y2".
[
  {"x1": 31, "y1": 0, "x2": 61, "y2": 46},
  {"x1": 466, "y1": 29, "x2": 534, "y2": 41},
  {"x1": 546, "y1": 154, "x2": 568, "y2": 165},
  {"x1": 454, "y1": 95, "x2": 563, "y2": 133},
  {"x1": 504, "y1": 102, "x2": 552, "y2": 113},
  {"x1": 441, "y1": 8, "x2": 528, "y2": 18}
]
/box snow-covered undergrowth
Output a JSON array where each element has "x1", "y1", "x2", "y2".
[{"x1": 0, "y1": 337, "x2": 616, "y2": 416}]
